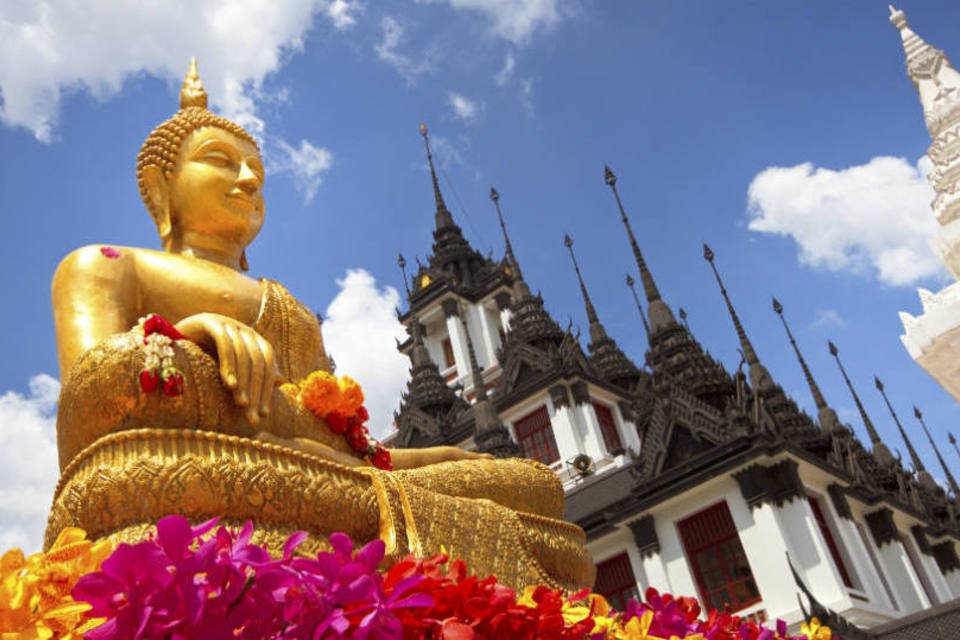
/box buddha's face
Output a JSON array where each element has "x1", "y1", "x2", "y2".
[{"x1": 167, "y1": 126, "x2": 265, "y2": 250}]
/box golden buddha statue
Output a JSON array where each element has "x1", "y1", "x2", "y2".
[{"x1": 45, "y1": 60, "x2": 594, "y2": 592}]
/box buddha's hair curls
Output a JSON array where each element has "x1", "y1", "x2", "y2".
[{"x1": 136, "y1": 106, "x2": 259, "y2": 224}]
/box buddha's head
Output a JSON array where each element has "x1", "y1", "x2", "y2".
[{"x1": 137, "y1": 60, "x2": 264, "y2": 270}]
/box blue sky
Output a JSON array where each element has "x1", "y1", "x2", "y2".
[{"x1": 2, "y1": 0, "x2": 960, "y2": 548}]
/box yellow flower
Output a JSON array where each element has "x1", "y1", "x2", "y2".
[
  {"x1": 801, "y1": 617, "x2": 832, "y2": 640},
  {"x1": 299, "y1": 370, "x2": 342, "y2": 418},
  {"x1": 338, "y1": 375, "x2": 365, "y2": 416},
  {"x1": 279, "y1": 382, "x2": 300, "y2": 398},
  {"x1": 0, "y1": 528, "x2": 111, "y2": 638}
]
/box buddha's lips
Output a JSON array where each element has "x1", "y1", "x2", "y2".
[{"x1": 227, "y1": 191, "x2": 257, "y2": 208}]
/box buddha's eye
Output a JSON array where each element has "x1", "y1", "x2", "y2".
[{"x1": 199, "y1": 151, "x2": 232, "y2": 167}]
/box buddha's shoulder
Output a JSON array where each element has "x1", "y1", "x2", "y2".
[{"x1": 54, "y1": 244, "x2": 143, "y2": 279}]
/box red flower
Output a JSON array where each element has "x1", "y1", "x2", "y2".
[
  {"x1": 355, "y1": 406, "x2": 369, "y2": 423},
  {"x1": 371, "y1": 447, "x2": 393, "y2": 471},
  {"x1": 163, "y1": 371, "x2": 184, "y2": 397},
  {"x1": 100, "y1": 246, "x2": 121, "y2": 259},
  {"x1": 139, "y1": 369, "x2": 159, "y2": 393},
  {"x1": 347, "y1": 425, "x2": 369, "y2": 453},
  {"x1": 143, "y1": 314, "x2": 188, "y2": 341},
  {"x1": 326, "y1": 412, "x2": 348, "y2": 434}
]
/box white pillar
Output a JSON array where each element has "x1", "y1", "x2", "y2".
[
  {"x1": 833, "y1": 517, "x2": 892, "y2": 608},
  {"x1": 919, "y1": 549, "x2": 953, "y2": 603},
  {"x1": 774, "y1": 499, "x2": 846, "y2": 608},
  {"x1": 944, "y1": 569, "x2": 960, "y2": 597},
  {"x1": 640, "y1": 550, "x2": 672, "y2": 594},
  {"x1": 475, "y1": 304, "x2": 501, "y2": 368},
  {"x1": 547, "y1": 395, "x2": 583, "y2": 465},
  {"x1": 571, "y1": 395, "x2": 606, "y2": 460},
  {"x1": 874, "y1": 540, "x2": 929, "y2": 613},
  {"x1": 444, "y1": 312, "x2": 471, "y2": 386},
  {"x1": 732, "y1": 500, "x2": 800, "y2": 621}
]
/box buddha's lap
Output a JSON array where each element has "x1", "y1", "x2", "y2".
[{"x1": 56, "y1": 330, "x2": 563, "y2": 520}]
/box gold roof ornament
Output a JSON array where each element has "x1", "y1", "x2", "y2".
[{"x1": 180, "y1": 58, "x2": 208, "y2": 109}]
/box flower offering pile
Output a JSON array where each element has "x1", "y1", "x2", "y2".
[{"x1": 0, "y1": 516, "x2": 835, "y2": 639}]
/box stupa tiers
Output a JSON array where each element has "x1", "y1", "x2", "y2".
[
  {"x1": 892, "y1": 7, "x2": 960, "y2": 401},
  {"x1": 389, "y1": 9, "x2": 960, "y2": 633}
]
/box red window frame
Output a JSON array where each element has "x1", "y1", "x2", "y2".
[
  {"x1": 807, "y1": 495, "x2": 855, "y2": 589},
  {"x1": 594, "y1": 552, "x2": 640, "y2": 612},
  {"x1": 513, "y1": 406, "x2": 560, "y2": 465},
  {"x1": 677, "y1": 502, "x2": 761, "y2": 613},
  {"x1": 593, "y1": 402, "x2": 624, "y2": 454},
  {"x1": 441, "y1": 337, "x2": 456, "y2": 369}
]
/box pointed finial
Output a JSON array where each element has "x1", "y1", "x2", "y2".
[
  {"x1": 678, "y1": 307, "x2": 689, "y2": 330},
  {"x1": 490, "y1": 185, "x2": 523, "y2": 281},
  {"x1": 604, "y1": 164, "x2": 617, "y2": 186},
  {"x1": 703, "y1": 244, "x2": 765, "y2": 383},
  {"x1": 828, "y1": 341, "x2": 889, "y2": 462},
  {"x1": 773, "y1": 297, "x2": 835, "y2": 428},
  {"x1": 913, "y1": 405, "x2": 960, "y2": 495},
  {"x1": 459, "y1": 304, "x2": 487, "y2": 402},
  {"x1": 419, "y1": 122, "x2": 453, "y2": 228},
  {"x1": 180, "y1": 58, "x2": 208, "y2": 109},
  {"x1": 564, "y1": 234, "x2": 604, "y2": 340},
  {"x1": 625, "y1": 274, "x2": 651, "y2": 338},
  {"x1": 875, "y1": 375, "x2": 928, "y2": 476},
  {"x1": 604, "y1": 165, "x2": 672, "y2": 329},
  {"x1": 398, "y1": 253, "x2": 411, "y2": 296}
]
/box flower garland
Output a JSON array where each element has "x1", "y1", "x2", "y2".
[
  {"x1": 0, "y1": 518, "x2": 833, "y2": 640},
  {"x1": 137, "y1": 314, "x2": 189, "y2": 397},
  {"x1": 284, "y1": 370, "x2": 392, "y2": 470}
]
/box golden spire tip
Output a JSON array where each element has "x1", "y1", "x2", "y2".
[{"x1": 180, "y1": 57, "x2": 208, "y2": 110}]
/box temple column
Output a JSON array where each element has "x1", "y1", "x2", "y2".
[
  {"x1": 569, "y1": 382, "x2": 606, "y2": 460},
  {"x1": 865, "y1": 509, "x2": 929, "y2": 613},
  {"x1": 494, "y1": 292, "x2": 513, "y2": 333},
  {"x1": 774, "y1": 499, "x2": 847, "y2": 607},
  {"x1": 933, "y1": 540, "x2": 960, "y2": 598},
  {"x1": 475, "y1": 303, "x2": 501, "y2": 369},
  {"x1": 825, "y1": 486, "x2": 894, "y2": 607},
  {"x1": 546, "y1": 386, "x2": 583, "y2": 465},
  {"x1": 628, "y1": 516, "x2": 670, "y2": 593},
  {"x1": 442, "y1": 299, "x2": 471, "y2": 389}
]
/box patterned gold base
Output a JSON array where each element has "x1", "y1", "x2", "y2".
[{"x1": 46, "y1": 429, "x2": 595, "y2": 591}]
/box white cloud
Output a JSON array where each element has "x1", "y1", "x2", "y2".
[
  {"x1": 0, "y1": 375, "x2": 60, "y2": 553},
  {"x1": 812, "y1": 309, "x2": 846, "y2": 329},
  {"x1": 436, "y1": 0, "x2": 567, "y2": 45},
  {"x1": 448, "y1": 91, "x2": 483, "y2": 121},
  {"x1": 271, "y1": 138, "x2": 333, "y2": 203},
  {"x1": 494, "y1": 52, "x2": 516, "y2": 86},
  {"x1": 519, "y1": 78, "x2": 535, "y2": 117},
  {"x1": 747, "y1": 156, "x2": 941, "y2": 287},
  {"x1": 0, "y1": 0, "x2": 353, "y2": 142},
  {"x1": 374, "y1": 16, "x2": 432, "y2": 83},
  {"x1": 321, "y1": 270, "x2": 409, "y2": 439},
  {"x1": 326, "y1": 0, "x2": 361, "y2": 29}
]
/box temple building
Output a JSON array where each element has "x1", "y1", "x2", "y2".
[{"x1": 388, "y1": 8, "x2": 960, "y2": 635}]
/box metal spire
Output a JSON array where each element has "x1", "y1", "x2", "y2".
[
  {"x1": 951, "y1": 432, "x2": 960, "y2": 467},
  {"x1": 625, "y1": 274, "x2": 651, "y2": 339},
  {"x1": 397, "y1": 253, "x2": 410, "y2": 296},
  {"x1": 490, "y1": 187, "x2": 523, "y2": 281},
  {"x1": 563, "y1": 234, "x2": 604, "y2": 336},
  {"x1": 914, "y1": 406, "x2": 960, "y2": 495},
  {"x1": 874, "y1": 376, "x2": 936, "y2": 490},
  {"x1": 703, "y1": 244, "x2": 772, "y2": 391},
  {"x1": 419, "y1": 123, "x2": 454, "y2": 229},
  {"x1": 678, "y1": 307, "x2": 689, "y2": 331},
  {"x1": 828, "y1": 341, "x2": 893, "y2": 464},
  {"x1": 773, "y1": 298, "x2": 840, "y2": 431},
  {"x1": 604, "y1": 165, "x2": 675, "y2": 331}
]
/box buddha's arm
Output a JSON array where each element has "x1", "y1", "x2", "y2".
[{"x1": 52, "y1": 246, "x2": 140, "y2": 379}]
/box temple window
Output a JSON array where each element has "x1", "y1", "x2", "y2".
[
  {"x1": 513, "y1": 406, "x2": 560, "y2": 465},
  {"x1": 677, "y1": 501, "x2": 760, "y2": 613},
  {"x1": 592, "y1": 402, "x2": 624, "y2": 455},
  {"x1": 807, "y1": 494, "x2": 858, "y2": 590},
  {"x1": 441, "y1": 337, "x2": 455, "y2": 369},
  {"x1": 594, "y1": 552, "x2": 640, "y2": 611}
]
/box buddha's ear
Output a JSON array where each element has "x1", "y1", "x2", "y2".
[{"x1": 142, "y1": 165, "x2": 172, "y2": 244}]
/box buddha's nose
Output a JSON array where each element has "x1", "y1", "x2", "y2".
[{"x1": 235, "y1": 161, "x2": 260, "y2": 194}]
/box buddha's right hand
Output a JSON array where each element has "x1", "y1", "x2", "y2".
[{"x1": 174, "y1": 312, "x2": 279, "y2": 425}]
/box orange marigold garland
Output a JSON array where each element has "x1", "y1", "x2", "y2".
[{"x1": 294, "y1": 371, "x2": 392, "y2": 470}]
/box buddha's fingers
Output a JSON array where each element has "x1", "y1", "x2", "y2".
[
  {"x1": 224, "y1": 324, "x2": 250, "y2": 409},
  {"x1": 256, "y1": 335, "x2": 276, "y2": 417},
  {"x1": 240, "y1": 330, "x2": 264, "y2": 425}
]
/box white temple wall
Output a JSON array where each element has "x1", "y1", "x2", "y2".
[
  {"x1": 873, "y1": 539, "x2": 928, "y2": 614},
  {"x1": 570, "y1": 397, "x2": 606, "y2": 462}
]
